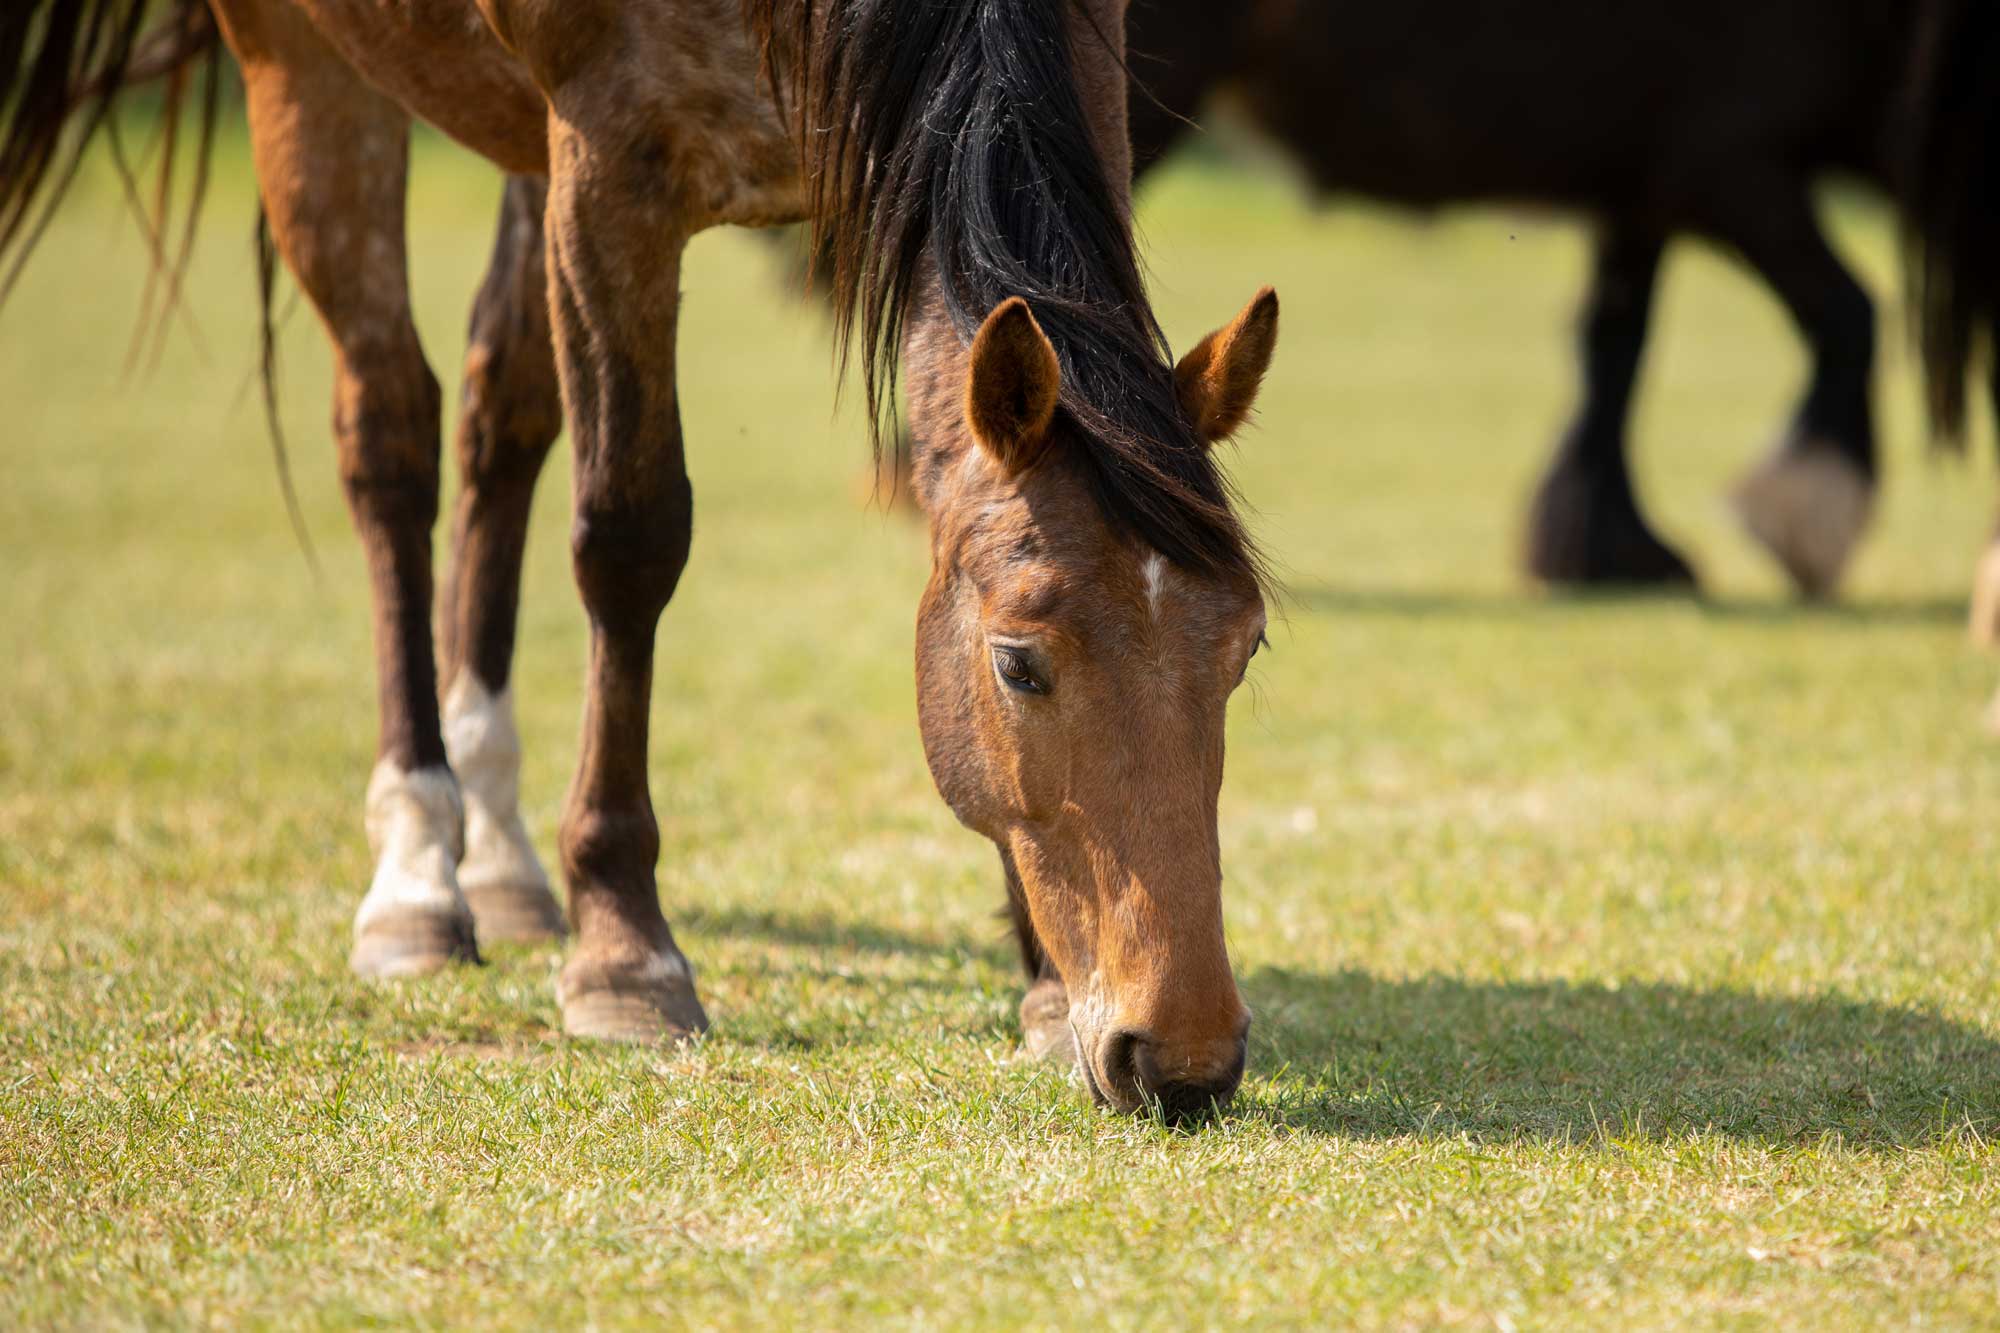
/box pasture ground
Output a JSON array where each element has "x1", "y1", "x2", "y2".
[{"x1": 3, "y1": 132, "x2": 1999, "y2": 1328}]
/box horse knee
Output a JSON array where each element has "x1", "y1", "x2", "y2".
[{"x1": 570, "y1": 474, "x2": 694, "y2": 633}]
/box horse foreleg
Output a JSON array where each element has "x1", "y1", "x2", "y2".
[
  {"x1": 1967, "y1": 337, "x2": 2000, "y2": 650},
  {"x1": 541, "y1": 113, "x2": 706, "y2": 1043},
  {"x1": 1001, "y1": 849, "x2": 1076, "y2": 1068},
  {"x1": 1525, "y1": 223, "x2": 1697, "y2": 588},
  {"x1": 436, "y1": 174, "x2": 566, "y2": 945},
  {"x1": 1700, "y1": 176, "x2": 1878, "y2": 601},
  {"x1": 219, "y1": 1, "x2": 473, "y2": 977}
]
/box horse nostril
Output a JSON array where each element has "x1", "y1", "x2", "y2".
[
  {"x1": 1099, "y1": 1028, "x2": 1143, "y2": 1098},
  {"x1": 1132, "y1": 1033, "x2": 1247, "y2": 1123}
]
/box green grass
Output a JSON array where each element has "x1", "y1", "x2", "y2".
[{"x1": 4, "y1": 128, "x2": 1999, "y2": 1328}]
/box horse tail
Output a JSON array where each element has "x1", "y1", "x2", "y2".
[
  {"x1": 1902, "y1": 0, "x2": 2000, "y2": 443},
  {"x1": 1, "y1": 0, "x2": 224, "y2": 330}
]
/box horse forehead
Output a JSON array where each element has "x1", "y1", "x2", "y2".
[
  {"x1": 1132, "y1": 548, "x2": 1251, "y2": 633},
  {"x1": 1013, "y1": 545, "x2": 1246, "y2": 619},
  {"x1": 956, "y1": 482, "x2": 1249, "y2": 630}
]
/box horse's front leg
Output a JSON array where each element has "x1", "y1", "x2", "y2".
[
  {"x1": 1001, "y1": 850, "x2": 1076, "y2": 1067},
  {"x1": 540, "y1": 116, "x2": 707, "y2": 1042},
  {"x1": 436, "y1": 174, "x2": 567, "y2": 946}
]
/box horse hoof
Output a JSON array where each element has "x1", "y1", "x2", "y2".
[
  {"x1": 350, "y1": 907, "x2": 481, "y2": 980},
  {"x1": 558, "y1": 950, "x2": 709, "y2": 1044},
  {"x1": 1969, "y1": 541, "x2": 2000, "y2": 648},
  {"x1": 1524, "y1": 457, "x2": 1699, "y2": 588},
  {"x1": 1019, "y1": 975, "x2": 1076, "y2": 1065},
  {"x1": 1732, "y1": 440, "x2": 1873, "y2": 600},
  {"x1": 463, "y1": 880, "x2": 568, "y2": 946}
]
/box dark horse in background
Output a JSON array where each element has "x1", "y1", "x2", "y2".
[{"x1": 1124, "y1": 0, "x2": 1976, "y2": 602}]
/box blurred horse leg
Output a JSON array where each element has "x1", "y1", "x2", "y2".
[
  {"x1": 1526, "y1": 223, "x2": 1696, "y2": 587},
  {"x1": 1700, "y1": 177, "x2": 1877, "y2": 600},
  {"x1": 435, "y1": 175, "x2": 567, "y2": 945},
  {"x1": 214, "y1": 0, "x2": 473, "y2": 975},
  {"x1": 1969, "y1": 344, "x2": 2000, "y2": 648},
  {"x1": 1973, "y1": 525, "x2": 2000, "y2": 651},
  {"x1": 1001, "y1": 849, "x2": 1075, "y2": 1067}
]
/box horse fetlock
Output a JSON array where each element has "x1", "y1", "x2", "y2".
[
  {"x1": 443, "y1": 672, "x2": 565, "y2": 944},
  {"x1": 1732, "y1": 437, "x2": 1875, "y2": 600},
  {"x1": 351, "y1": 761, "x2": 479, "y2": 978}
]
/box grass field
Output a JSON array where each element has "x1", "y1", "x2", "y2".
[{"x1": 4, "y1": 128, "x2": 2000, "y2": 1328}]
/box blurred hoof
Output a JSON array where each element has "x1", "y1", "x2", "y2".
[
  {"x1": 1969, "y1": 541, "x2": 2000, "y2": 649},
  {"x1": 463, "y1": 880, "x2": 567, "y2": 946},
  {"x1": 350, "y1": 906, "x2": 481, "y2": 980},
  {"x1": 1985, "y1": 684, "x2": 2000, "y2": 737},
  {"x1": 558, "y1": 948, "x2": 709, "y2": 1044},
  {"x1": 1733, "y1": 440, "x2": 1873, "y2": 601},
  {"x1": 1525, "y1": 456, "x2": 1699, "y2": 588},
  {"x1": 1019, "y1": 975, "x2": 1076, "y2": 1066}
]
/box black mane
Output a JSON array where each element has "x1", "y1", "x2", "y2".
[{"x1": 745, "y1": 0, "x2": 1262, "y2": 584}]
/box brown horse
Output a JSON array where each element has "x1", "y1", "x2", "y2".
[
  {"x1": 1121, "y1": 0, "x2": 1974, "y2": 602},
  {"x1": 1, "y1": 0, "x2": 1281, "y2": 1117}
]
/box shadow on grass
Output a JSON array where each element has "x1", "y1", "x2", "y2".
[
  {"x1": 1290, "y1": 582, "x2": 1967, "y2": 628},
  {"x1": 684, "y1": 905, "x2": 1010, "y2": 963},
  {"x1": 676, "y1": 909, "x2": 1999, "y2": 1145},
  {"x1": 1241, "y1": 966, "x2": 2000, "y2": 1147}
]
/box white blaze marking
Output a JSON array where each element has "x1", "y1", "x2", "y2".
[
  {"x1": 1141, "y1": 551, "x2": 1169, "y2": 623},
  {"x1": 442, "y1": 672, "x2": 552, "y2": 900},
  {"x1": 354, "y1": 760, "x2": 467, "y2": 936}
]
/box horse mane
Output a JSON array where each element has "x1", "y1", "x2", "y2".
[{"x1": 743, "y1": 0, "x2": 1264, "y2": 586}]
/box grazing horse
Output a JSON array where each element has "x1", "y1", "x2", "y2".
[
  {"x1": 1120, "y1": 0, "x2": 1967, "y2": 600},
  {"x1": 1, "y1": 0, "x2": 1282, "y2": 1117}
]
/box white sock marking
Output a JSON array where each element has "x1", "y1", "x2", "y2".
[
  {"x1": 354, "y1": 761, "x2": 467, "y2": 936},
  {"x1": 442, "y1": 672, "x2": 552, "y2": 899}
]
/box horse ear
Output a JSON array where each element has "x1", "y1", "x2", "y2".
[
  {"x1": 966, "y1": 297, "x2": 1062, "y2": 474},
  {"x1": 1175, "y1": 287, "x2": 1280, "y2": 444}
]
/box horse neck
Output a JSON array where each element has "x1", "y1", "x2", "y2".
[
  {"x1": 1062, "y1": 0, "x2": 1136, "y2": 218},
  {"x1": 896, "y1": 0, "x2": 1146, "y2": 513}
]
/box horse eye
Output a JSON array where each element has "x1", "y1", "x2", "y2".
[
  {"x1": 992, "y1": 646, "x2": 1047, "y2": 695},
  {"x1": 1239, "y1": 632, "x2": 1268, "y2": 684}
]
